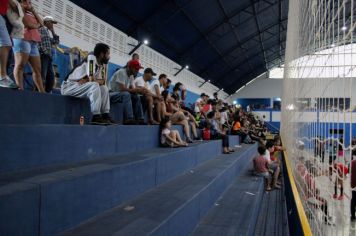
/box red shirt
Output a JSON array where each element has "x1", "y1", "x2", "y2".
[
  {"x1": 0, "y1": 0, "x2": 8, "y2": 15},
  {"x1": 23, "y1": 12, "x2": 41, "y2": 42},
  {"x1": 253, "y1": 155, "x2": 269, "y2": 173},
  {"x1": 336, "y1": 163, "x2": 348, "y2": 175}
]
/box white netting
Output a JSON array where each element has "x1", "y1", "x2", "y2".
[{"x1": 282, "y1": 0, "x2": 356, "y2": 235}]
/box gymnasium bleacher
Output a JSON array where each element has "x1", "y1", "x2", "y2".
[{"x1": 0, "y1": 86, "x2": 288, "y2": 235}]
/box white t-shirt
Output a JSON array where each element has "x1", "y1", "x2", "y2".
[
  {"x1": 150, "y1": 79, "x2": 162, "y2": 96},
  {"x1": 263, "y1": 150, "x2": 271, "y2": 162},
  {"x1": 135, "y1": 77, "x2": 148, "y2": 89},
  {"x1": 220, "y1": 111, "x2": 228, "y2": 124},
  {"x1": 109, "y1": 68, "x2": 130, "y2": 92},
  {"x1": 66, "y1": 56, "x2": 105, "y2": 82},
  {"x1": 161, "y1": 128, "x2": 171, "y2": 144},
  {"x1": 194, "y1": 97, "x2": 203, "y2": 113}
]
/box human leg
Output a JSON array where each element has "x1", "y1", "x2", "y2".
[{"x1": 28, "y1": 55, "x2": 45, "y2": 93}]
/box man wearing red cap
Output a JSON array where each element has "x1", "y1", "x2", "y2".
[{"x1": 109, "y1": 59, "x2": 145, "y2": 124}]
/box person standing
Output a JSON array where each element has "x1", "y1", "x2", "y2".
[
  {"x1": 61, "y1": 43, "x2": 115, "y2": 125},
  {"x1": 13, "y1": 0, "x2": 44, "y2": 92},
  {"x1": 0, "y1": 0, "x2": 17, "y2": 88},
  {"x1": 38, "y1": 15, "x2": 59, "y2": 93}
]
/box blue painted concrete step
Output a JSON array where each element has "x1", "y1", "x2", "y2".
[
  {"x1": 0, "y1": 124, "x2": 188, "y2": 174},
  {"x1": 59, "y1": 144, "x2": 257, "y2": 236},
  {"x1": 0, "y1": 141, "x2": 222, "y2": 236},
  {"x1": 0, "y1": 87, "x2": 124, "y2": 124},
  {"x1": 192, "y1": 166, "x2": 264, "y2": 236}
]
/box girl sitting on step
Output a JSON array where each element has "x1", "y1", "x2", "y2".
[{"x1": 160, "y1": 117, "x2": 188, "y2": 147}]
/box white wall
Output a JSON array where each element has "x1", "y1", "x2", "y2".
[{"x1": 229, "y1": 79, "x2": 283, "y2": 100}]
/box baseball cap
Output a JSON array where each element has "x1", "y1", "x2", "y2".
[
  {"x1": 43, "y1": 16, "x2": 57, "y2": 24},
  {"x1": 200, "y1": 93, "x2": 207, "y2": 97},
  {"x1": 127, "y1": 60, "x2": 143, "y2": 70},
  {"x1": 144, "y1": 68, "x2": 157, "y2": 76}
]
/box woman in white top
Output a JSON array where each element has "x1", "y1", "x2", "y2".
[{"x1": 160, "y1": 117, "x2": 188, "y2": 147}]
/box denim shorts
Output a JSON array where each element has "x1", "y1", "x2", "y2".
[
  {"x1": 0, "y1": 16, "x2": 12, "y2": 47},
  {"x1": 12, "y1": 38, "x2": 40, "y2": 57}
]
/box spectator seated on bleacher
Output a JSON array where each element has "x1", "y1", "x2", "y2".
[
  {"x1": 109, "y1": 59, "x2": 144, "y2": 125},
  {"x1": 172, "y1": 82, "x2": 195, "y2": 116},
  {"x1": 207, "y1": 111, "x2": 232, "y2": 154},
  {"x1": 264, "y1": 141, "x2": 281, "y2": 189},
  {"x1": 160, "y1": 117, "x2": 188, "y2": 147},
  {"x1": 61, "y1": 43, "x2": 115, "y2": 125},
  {"x1": 231, "y1": 115, "x2": 254, "y2": 144},
  {"x1": 134, "y1": 68, "x2": 159, "y2": 125},
  {"x1": 253, "y1": 146, "x2": 273, "y2": 191},
  {"x1": 161, "y1": 90, "x2": 196, "y2": 143},
  {"x1": 149, "y1": 73, "x2": 168, "y2": 123},
  {"x1": 194, "y1": 93, "x2": 208, "y2": 115}
]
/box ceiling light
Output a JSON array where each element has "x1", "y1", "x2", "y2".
[
  {"x1": 185, "y1": 65, "x2": 189, "y2": 69},
  {"x1": 143, "y1": 39, "x2": 149, "y2": 45},
  {"x1": 341, "y1": 26, "x2": 347, "y2": 31}
]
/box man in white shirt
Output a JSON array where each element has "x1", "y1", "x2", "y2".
[
  {"x1": 109, "y1": 59, "x2": 144, "y2": 124},
  {"x1": 61, "y1": 43, "x2": 114, "y2": 125},
  {"x1": 150, "y1": 74, "x2": 168, "y2": 122},
  {"x1": 134, "y1": 68, "x2": 158, "y2": 124}
]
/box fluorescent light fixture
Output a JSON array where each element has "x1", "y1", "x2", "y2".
[
  {"x1": 246, "y1": 78, "x2": 256, "y2": 86},
  {"x1": 235, "y1": 85, "x2": 246, "y2": 93},
  {"x1": 208, "y1": 79, "x2": 211, "y2": 82},
  {"x1": 185, "y1": 65, "x2": 189, "y2": 69},
  {"x1": 341, "y1": 26, "x2": 347, "y2": 31},
  {"x1": 143, "y1": 39, "x2": 149, "y2": 45}
]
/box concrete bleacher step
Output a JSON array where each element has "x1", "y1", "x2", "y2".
[
  {"x1": 191, "y1": 165, "x2": 264, "y2": 236},
  {"x1": 0, "y1": 87, "x2": 123, "y2": 124},
  {"x1": 59, "y1": 144, "x2": 257, "y2": 236},
  {"x1": 0, "y1": 140, "x2": 222, "y2": 236},
  {"x1": 0, "y1": 124, "x2": 191, "y2": 174},
  {"x1": 254, "y1": 164, "x2": 289, "y2": 236}
]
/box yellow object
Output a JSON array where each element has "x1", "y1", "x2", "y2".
[{"x1": 282, "y1": 143, "x2": 312, "y2": 236}]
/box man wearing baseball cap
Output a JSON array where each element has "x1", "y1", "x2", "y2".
[
  {"x1": 134, "y1": 68, "x2": 158, "y2": 124},
  {"x1": 38, "y1": 15, "x2": 59, "y2": 92},
  {"x1": 109, "y1": 59, "x2": 145, "y2": 124}
]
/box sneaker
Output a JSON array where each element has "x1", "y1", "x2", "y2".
[
  {"x1": 123, "y1": 119, "x2": 137, "y2": 125},
  {"x1": 91, "y1": 115, "x2": 110, "y2": 125},
  {"x1": 337, "y1": 195, "x2": 344, "y2": 200},
  {"x1": 0, "y1": 76, "x2": 18, "y2": 89},
  {"x1": 102, "y1": 113, "x2": 117, "y2": 124}
]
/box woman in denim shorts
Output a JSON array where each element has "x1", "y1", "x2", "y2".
[
  {"x1": 0, "y1": 0, "x2": 17, "y2": 88},
  {"x1": 13, "y1": 0, "x2": 44, "y2": 92}
]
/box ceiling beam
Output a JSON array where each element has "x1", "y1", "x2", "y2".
[
  {"x1": 102, "y1": 0, "x2": 179, "y2": 54},
  {"x1": 250, "y1": 0, "x2": 269, "y2": 71},
  {"x1": 172, "y1": 0, "x2": 234, "y2": 70},
  {"x1": 176, "y1": 0, "x2": 270, "y2": 57},
  {"x1": 216, "y1": 0, "x2": 255, "y2": 75},
  {"x1": 197, "y1": 20, "x2": 287, "y2": 75}
]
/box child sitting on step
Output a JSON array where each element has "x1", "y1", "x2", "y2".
[
  {"x1": 160, "y1": 117, "x2": 188, "y2": 147},
  {"x1": 253, "y1": 146, "x2": 273, "y2": 191}
]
